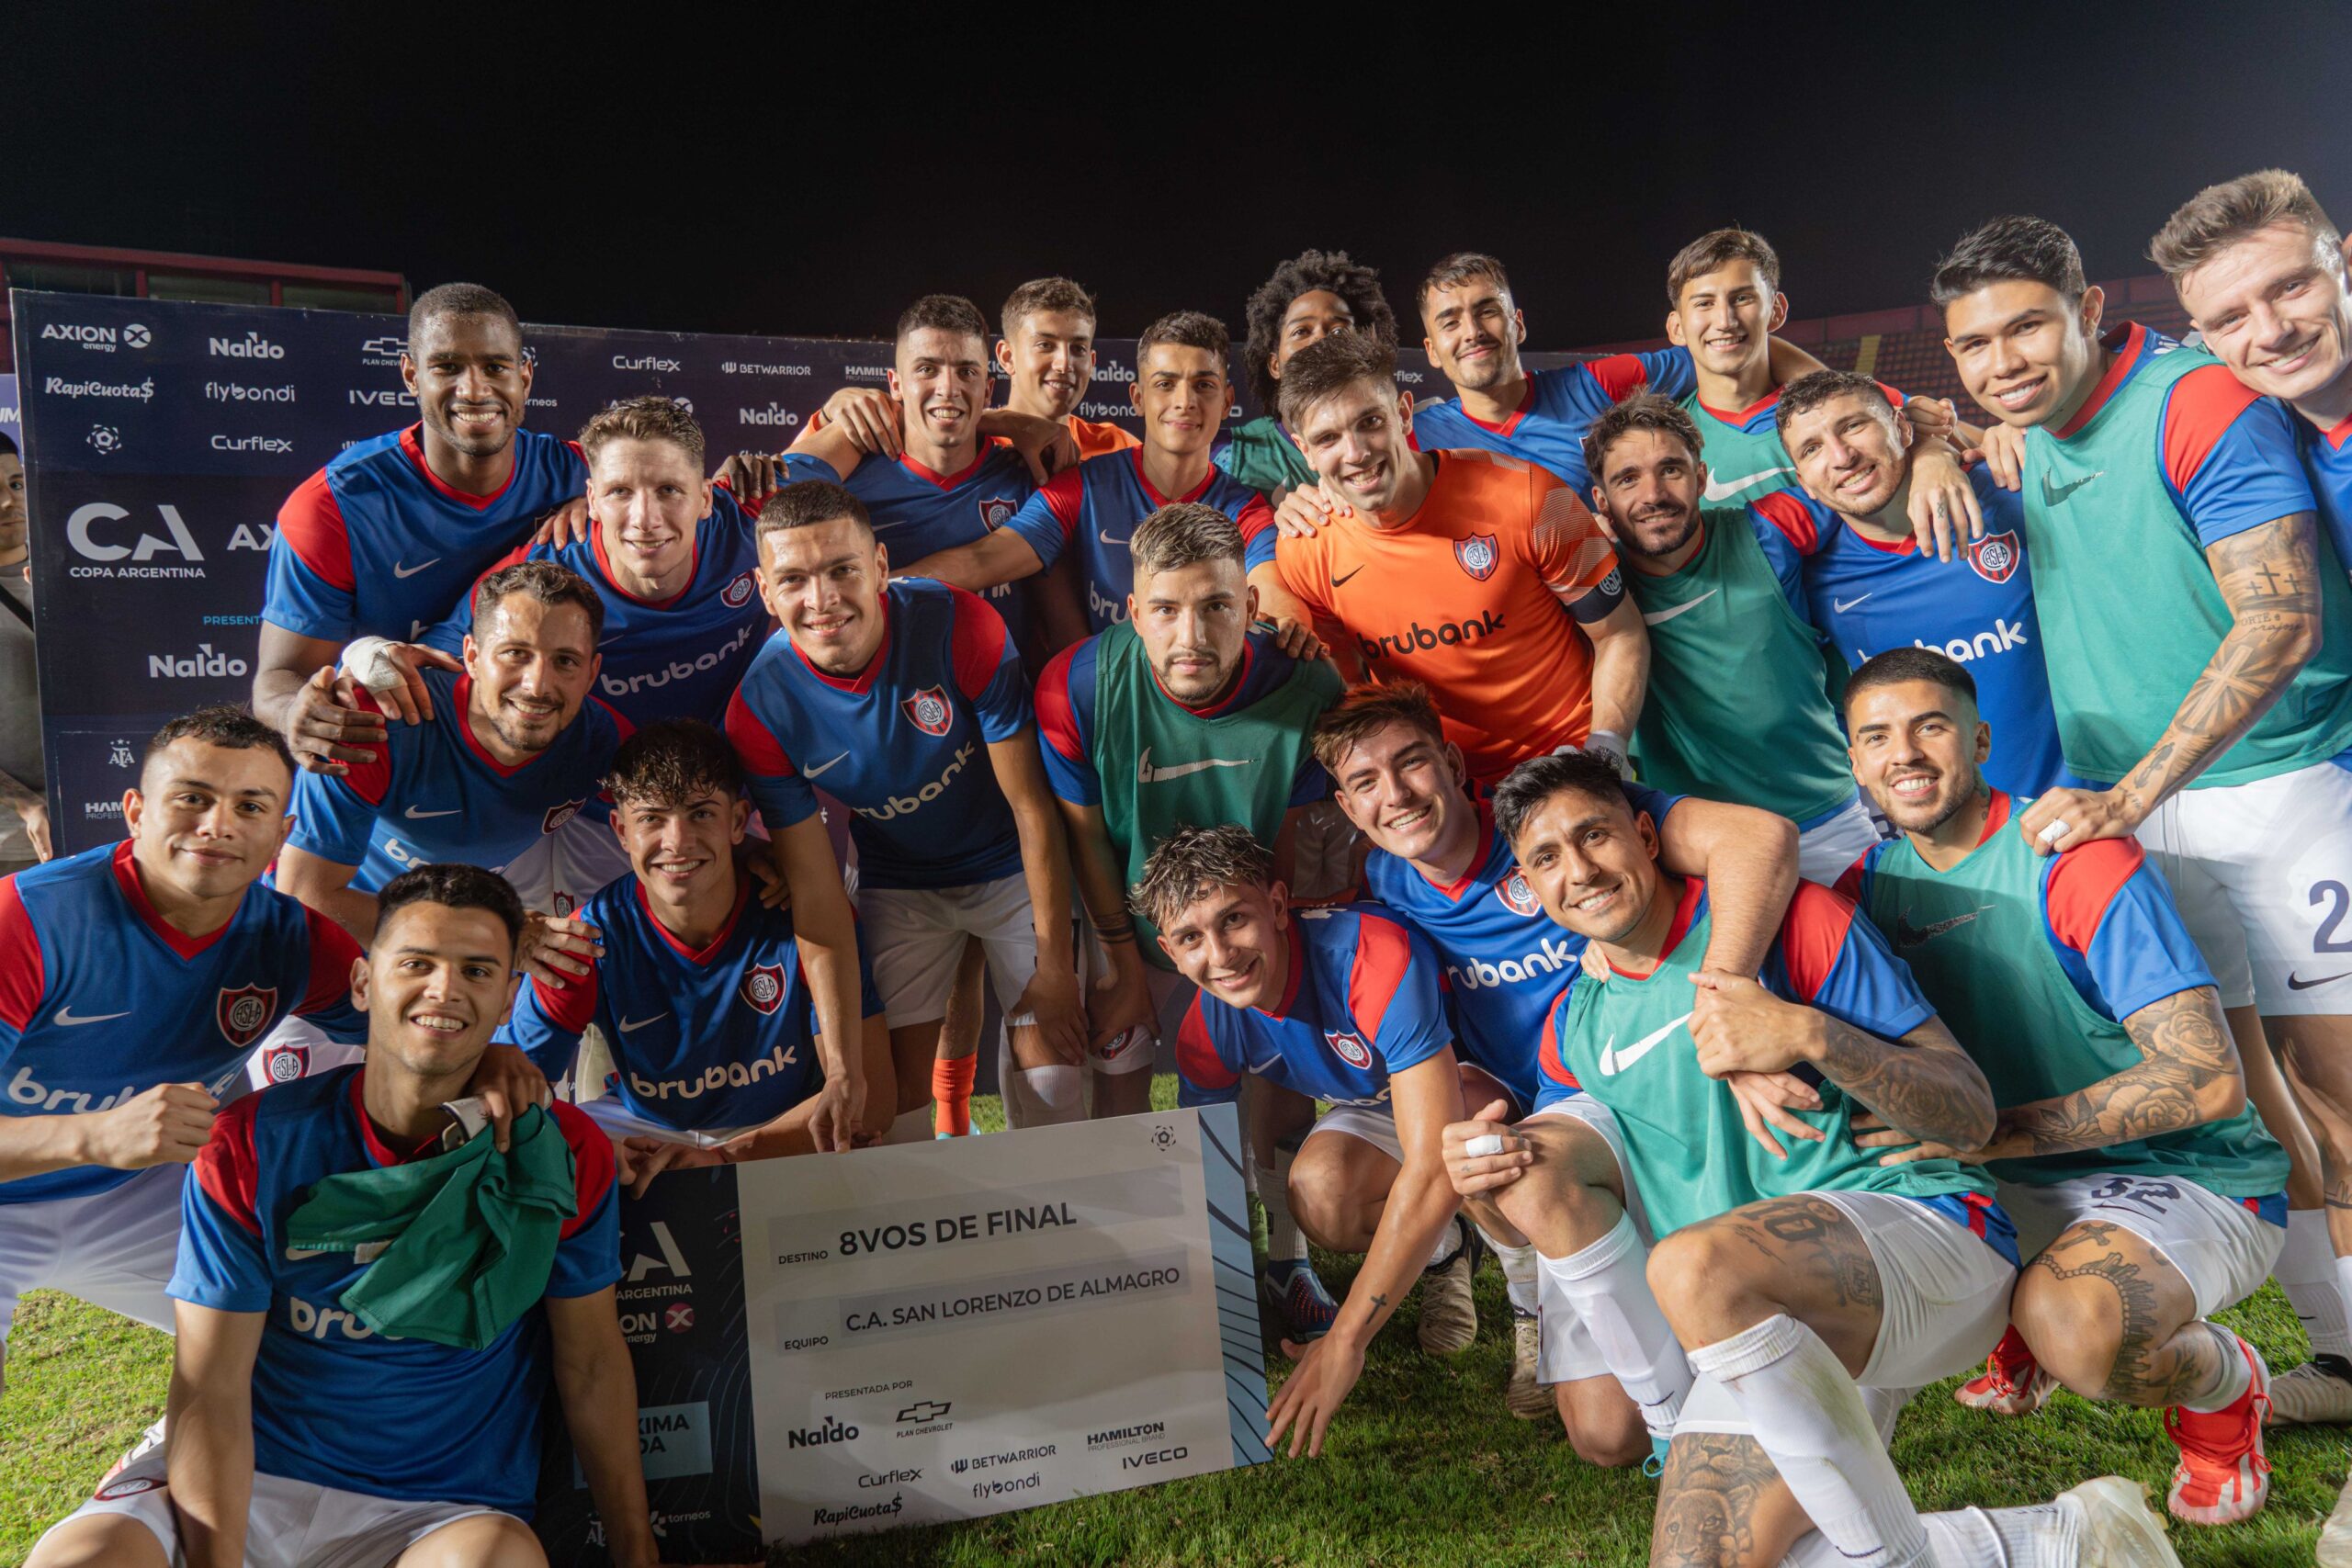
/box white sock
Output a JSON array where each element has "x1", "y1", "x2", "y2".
[
  {"x1": 1007, "y1": 1065, "x2": 1085, "y2": 1127},
  {"x1": 1781, "y1": 1496, "x2": 2081, "y2": 1568},
  {"x1": 1540, "y1": 1213, "x2": 1690, "y2": 1441},
  {"x1": 882, "y1": 1106, "x2": 933, "y2": 1145},
  {"x1": 995, "y1": 1031, "x2": 1028, "y2": 1129},
  {"x1": 1484, "y1": 1232, "x2": 1539, "y2": 1314},
  {"x1": 1257, "y1": 1141, "x2": 1308, "y2": 1265},
  {"x1": 1426, "y1": 1215, "x2": 1465, "y2": 1269},
  {"x1": 1688, "y1": 1314, "x2": 1928, "y2": 1568},
  {"x1": 2179, "y1": 1323, "x2": 2253, "y2": 1412},
  {"x1": 2276, "y1": 1209, "x2": 2352, "y2": 1358}
]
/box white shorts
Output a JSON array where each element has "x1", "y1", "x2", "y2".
[
  {"x1": 1071, "y1": 930, "x2": 1186, "y2": 1076},
  {"x1": 1306, "y1": 1102, "x2": 1403, "y2": 1163},
  {"x1": 39, "y1": 1446, "x2": 514, "y2": 1568},
  {"x1": 2135, "y1": 756, "x2": 2352, "y2": 1015},
  {"x1": 0, "y1": 1164, "x2": 186, "y2": 1374},
  {"x1": 245, "y1": 1016, "x2": 363, "y2": 1091},
  {"x1": 578, "y1": 1096, "x2": 755, "y2": 1148},
  {"x1": 1796, "y1": 795, "x2": 1884, "y2": 886},
  {"x1": 1521, "y1": 1097, "x2": 1658, "y2": 1384},
  {"x1": 1998, "y1": 1172, "x2": 2286, "y2": 1319},
  {"x1": 859, "y1": 875, "x2": 1039, "y2": 1030}
]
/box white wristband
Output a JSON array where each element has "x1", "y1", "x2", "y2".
[{"x1": 1464, "y1": 1134, "x2": 1506, "y2": 1158}]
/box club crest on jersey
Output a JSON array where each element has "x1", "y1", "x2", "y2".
[
  {"x1": 1454, "y1": 534, "x2": 1500, "y2": 581},
  {"x1": 1324, "y1": 1029, "x2": 1373, "y2": 1070},
  {"x1": 94, "y1": 1475, "x2": 164, "y2": 1502},
  {"x1": 741, "y1": 962, "x2": 787, "y2": 1015},
  {"x1": 1967, "y1": 531, "x2": 2020, "y2": 585},
  {"x1": 543, "y1": 798, "x2": 585, "y2": 835},
  {"x1": 217, "y1": 984, "x2": 278, "y2": 1048},
  {"x1": 979, "y1": 497, "x2": 1017, "y2": 531},
  {"x1": 902, "y1": 685, "x2": 954, "y2": 737},
  {"x1": 1497, "y1": 868, "x2": 1543, "y2": 918},
  {"x1": 263, "y1": 1042, "x2": 309, "y2": 1083},
  {"x1": 721, "y1": 570, "x2": 759, "y2": 608}
]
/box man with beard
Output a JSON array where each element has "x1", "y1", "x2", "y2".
[
  {"x1": 1219, "y1": 250, "x2": 1400, "y2": 502},
  {"x1": 1580, "y1": 394, "x2": 1881, "y2": 882}
]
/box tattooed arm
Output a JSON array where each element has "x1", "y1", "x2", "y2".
[
  {"x1": 2021, "y1": 514, "x2": 2324, "y2": 854},
  {"x1": 1981, "y1": 985, "x2": 2245, "y2": 1162}
]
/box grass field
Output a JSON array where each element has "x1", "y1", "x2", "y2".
[{"x1": 5, "y1": 1080, "x2": 2347, "y2": 1566}]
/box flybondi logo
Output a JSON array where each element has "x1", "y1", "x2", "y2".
[
  {"x1": 209, "y1": 331, "x2": 285, "y2": 359},
  {"x1": 600, "y1": 624, "x2": 756, "y2": 697},
  {"x1": 1447, "y1": 933, "x2": 1581, "y2": 991},
  {"x1": 206, "y1": 381, "x2": 296, "y2": 403},
  {"x1": 628, "y1": 1043, "x2": 799, "y2": 1102},
  {"x1": 854, "y1": 742, "x2": 976, "y2": 821},
  {"x1": 150, "y1": 643, "x2": 251, "y2": 679}
]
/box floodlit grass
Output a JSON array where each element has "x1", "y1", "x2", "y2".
[{"x1": 5, "y1": 1077, "x2": 2345, "y2": 1566}]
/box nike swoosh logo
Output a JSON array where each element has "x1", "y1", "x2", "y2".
[
  {"x1": 617, "y1": 1014, "x2": 668, "y2": 1033},
  {"x1": 2289, "y1": 970, "x2": 2352, "y2": 992},
  {"x1": 52, "y1": 1007, "x2": 130, "y2": 1027},
  {"x1": 1642, "y1": 588, "x2": 1720, "y2": 626},
  {"x1": 404, "y1": 806, "x2": 460, "y2": 819},
  {"x1": 2039, "y1": 470, "x2": 2104, "y2": 507},
  {"x1": 1832, "y1": 594, "x2": 1872, "y2": 614},
  {"x1": 1137, "y1": 747, "x2": 1253, "y2": 784},
  {"x1": 1332, "y1": 566, "x2": 1365, "y2": 587},
  {"x1": 1894, "y1": 906, "x2": 1996, "y2": 948},
  {"x1": 391, "y1": 558, "x2": 441, "y2": 579},
  {"x1": 803, "y1": 752, "x2": 849, "y2": 779},
  {"x1": 1702, "y1": 468, "x2": 1790, "y2": 502},
  {"x1": 1099, "y1": 528, "x2": 1128, "y2": 546},
  {"x1": 1598, "y1": 1010, "x2": 1692, "y2": 1076}
]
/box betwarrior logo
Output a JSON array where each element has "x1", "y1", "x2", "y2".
[
  {"x1": 1356, "y1": 610, "x2": 1505, "y2": 663},
  {"x1": 787, "y1": 1416, "x2": 859, "y2": 1449}
]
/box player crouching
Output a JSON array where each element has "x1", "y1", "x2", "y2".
[{"x1": 28, "y1": 865, "x2": 658, "y2": 1568}]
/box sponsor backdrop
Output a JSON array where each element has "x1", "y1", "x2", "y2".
[
  {"x1": 2, "y1": 373, "x2": 18, "y2": 449},
  {"x1": 10, "y1": 291, "x2": 1578, "y2": 854},
  {"x1": 535, "y1": 1104, "x2": 1266, "y2": 1562}
]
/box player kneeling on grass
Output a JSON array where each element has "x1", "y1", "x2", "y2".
[
  {"x1": 495, "y1": 719, "x2": 891, "y2": 1187},
  {"x1": 1136, "y1": 825, "x2": 1477, "y2": 1459},
  {"x1": 1839, "y1": 648, "x2": 2288, "y2": 1528},
  {"x1": 1450, "y1": 752, "x2": 2175, "y2": 1568},
  {"x1": 28, "y1": 864, "x2": 660, "y2": 1568}
]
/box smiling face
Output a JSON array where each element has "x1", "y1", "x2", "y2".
[
  {"x1": 463, "y1": 592, "x2": 599, "y2": 758},
  {"x1": 353, "y1": 900, "x2": 519, "y2": 1082},
  {"x1": 2177, "y1": 220, "x2": 2352, "y2": 406},
  {"x1": 591, "y1": 435, "x2": 709, "y2": 589},
  {"x1": 1589, "y1": 427, "x2": 1704, "y2": 562},
  {"x1": 1942, "y1": 279, "x2": 2107, "y2": 430},
  {"x1": 1000, "y1": 308, "x2": 1097, "y2": 420},
  {"x1": 1504, "y1": 784, "x2": 1661, "y2": 944},
  {"x1": 888, "y1": 326, "x2": 991, "y2": 452},
  {"x1": 1328, "y1": 717, "x2": 1470, "y2": 867},
  {"x1": 1783, "y1": 390, "x2": 1912, "y2": 520},
  {"x1": 1293, "y1": 376, "x2": 1416, "y2": 513},
  {"x1": 1134, "y1": 342, "x2": 1229, "y2": 460},
  {"x1": 612, "y1": 784, "x2": 747, "y2": 904},
  {"x1": 1129, "y1": 555, "x2": 1254, "y2": 704},
  {"x1": 1846, "y1": 677, "x2": 1991, "y2": 838},
  {"x1": 401, "y1": 311, "x2": 532, "y2": 459},
  {"x1": 125, "y1": 738, "x2": 293, "y2": 906},
  {"x1": 1420, "y1": 273, "x2": 1525, "y2": 394},
  {"x1": 759, "y1": 516, "x2": 888, "y2": 675},
  {"x1": 1669, "y1": 260, "x2": 1786, "y2": 380},
  {"x1": 1156, "y1": 876, "x2": 1290, "y2": 1010}
]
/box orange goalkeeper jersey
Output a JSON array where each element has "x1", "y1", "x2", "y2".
[{"x1": 1272, "y1": 449, "x2": 1623, "y2": 783}]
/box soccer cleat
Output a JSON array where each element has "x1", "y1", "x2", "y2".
[
  {"x1": 1260, "y1": 1258, "x2": 1339, "y2": 1344},
  {"x1": 1417, "y1": 1216, "x2": 1482, "y2": 1357},
  {"x1": 1643, "y1": 1434, "x2": 1671, "y2": 1480},
  {"x1": 2320, "y1": 1471, "x2": 2352, "y2": 1567},
  {"x1": 1954, "y1": 1325, "x2": 2058, "y2": 1417},
  {"x1": 2060, "y1": 1476, "x2": 2182, "y2": 1568},
  {"x1": 2163, "y1": 1338, "x2": 2270, "y2": 1526},
  {"x1": 2263, "y1": 1356, "x2": 2352, "y2": 1426},
  {"x1": 1506, "y1": 1309, "x2": 1551, "y2": 1420}
]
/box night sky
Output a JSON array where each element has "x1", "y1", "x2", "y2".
[{"x1": 8, "y1": 5, "x2": 2349, "y2": 348}]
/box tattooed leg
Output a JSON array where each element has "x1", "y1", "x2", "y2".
[
  {"x1": 1648, "y1": 1195, "x2": 1883, "y2": 1371},
  {"x1": 2013, "y1": 1220, "x2": 2216, "y2": 1406},
  {"x1": 1651, "y1": 1432, "x2": 1810, "y2": 1568}
]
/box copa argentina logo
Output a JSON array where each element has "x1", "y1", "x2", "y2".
[
  {"x1": 209, "y1": 331, "x2": 285, "y2": 359},
  {"x1": 66, "y1": 502, "x2": 208, "y2": 579}
]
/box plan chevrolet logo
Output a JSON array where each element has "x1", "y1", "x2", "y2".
[{"x1": 897, "y1": 1400, "x2": 953, "y2": 1423}]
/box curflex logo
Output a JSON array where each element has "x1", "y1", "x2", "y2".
[
  {"x1": 41, "y1": 321, "x2": 152, "y2": 353},
  {"x1": 150, "y1": 643, "x2": 248, "y2": 680},
  {"x1": 855, "y1": 741, "x2": 977, "y2": 822},
  {"x1": 629, "y1": 1043, "x2": 799, "y2": 1103},
  {"x1": 613, "y1": 354, "x2": 683, "y2": 372},
  {"x1": 1357, "y1": 610, "x2": 1505, "y2": 663},
  {"x1": 1448, "y1": 931, "x2": 1580, "y2": 991},
  {"x1": 860, "y1": 1468, "x2": 922, "y2": 1488},
  {"x1": 787, "y1": 1416, "x2": 859, "y2": 1450},
  {"x1": 1914, "y1": 619, "x2": 2029, "y2": 663},
  {"x1": 599, "y1": 623, "x2": 757, "y2": 699},
  {"x1": 209, "y1": 331, "x2": 285, "y2": 359},
  {"x1": 211, "y1": 434, "x2": 293, "y2": 454}
]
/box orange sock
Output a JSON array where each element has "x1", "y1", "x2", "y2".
[{"x1": 932, "y1": 1055, "x2": 978, "y2": 1137}]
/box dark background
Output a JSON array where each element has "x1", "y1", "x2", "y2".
[{"x1": 6, "y1": 4, "x2": 2347, "y2": 347}]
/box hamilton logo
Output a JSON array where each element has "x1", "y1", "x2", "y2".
[
  {"x1": 217, "y1": 984, "x2": 278, "y2": 1048},
  {"x1": 1454, "y1": 533, "x2": 1499, "y2": 581},
  {"x1": 978, "y1": 497, "x2": 1016, "y2": 531},
  {"x1": 1497, "y1": 867, "x2": 1542, "y2": 918},
  {"x1": 1325, "y1": 1029, "x2": 1373, "y2": 1069},
  {"x1": 741, "y1": 962, "x2": 787, "y2": 1015},
  {"x1": 901, "y1": 685, "x2": 953, "y2": 737},
  {"x1": 721, "y1": 570, "x2": 758, "y2": 608},
  {"x1": 1967, "y1": 531, "x2": 2020, "y2": 585}
]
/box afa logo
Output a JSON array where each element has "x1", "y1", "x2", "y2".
[
  {"x1": 1497, "y1": 868, "x2": 1543, "y2": 918},
  {"x1": 1454, "y1": 533, "x2": 1500, "y2": 581},
  {"x1": 543, "y1": 798, "x2": 585, "y2": 835},
  {"x1": 741, "y1": 962, "x2": 787, "y2": 1015},
  {"x1": 218, "y1": 984, "x2": 279, "y2": 1047},
  {"x1": 978, "y1": 497, "x2": 1017, "y2": 531},
  {"x1": 1324, "y1": 1029, "x2": 1373, "y2": 1070},
  {"x1": 902, "y1": 685, "x2": 953, "y2": 738},
  {"x1": 264, "y1": 1042, "x2": 310, "y2": 1083},
  {"x1": 1967, "y1": 531, "x2": 2020, "y2": 585},
  {"x1": 721, "y1": 570, "x2": 759, "y2": 609}
]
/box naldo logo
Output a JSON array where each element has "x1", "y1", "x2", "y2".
[{"x1": 209, "y1": 331, "x2": 285, "y2": 359}]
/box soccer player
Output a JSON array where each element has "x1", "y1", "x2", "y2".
[
  {"x1": 26, "y1": 865, "x2": 660, "y2": 1568},
  {"x1": 1840, "y1": 649, "x2": 2286, "y2": 1525},
  {"x1": 1579, "y1": 394, "x2": 1882, "y2": 880},
  {"x1": 725, "y1": 480, "x2": 1085, "y2": 1140},
  {"x1": 1264, "y1": 332, "x2": 1644, "y2": 784},
  {"x1": 1037, "y1": 503, "x2": 1341, "y2": 1321},
  {"x1": 1774, "y1": 369, "x2": 2074, "y2": 795},
  {"x1": 1219, "y1": 249, "x2": 1401, "y2": 501},
  {"x1": 1138, "y1": 825, "x2": 1474, "y2": 1456},
  {"x1": 252, "y1": 284, "x2": 586, "y2": 778},
  {"x1": 1314, "y1": 681, "x2": 1801, "y2": 1441},
  {"x1": 1938, "y1": 215, "x2": 2352, "y2": 1426},
  {"x1": 1449, "y1": 751, "x2": 2168, "y2": 1567},
  {"x1": 995, "y1": 276, "x2": 1139, "y2": 460},
  {"x1": 496, "y1": 721, "x2": 887, "y2": 1181}
]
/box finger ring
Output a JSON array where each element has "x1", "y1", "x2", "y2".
[
  {"x1": 1464, "y1": 1134, "x2": 1506, "y2": 1158},
  {"x1": 2038, "y1": 819, "x2": 2069, "y2": 844}
]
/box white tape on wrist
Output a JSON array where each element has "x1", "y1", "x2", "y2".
[
  {"x1": 1464, "y1": 1134, "x2": 1506, "y2": 1158},
  {"x1": 341, "y1": 635, "x2": 407, "y2": 693}
]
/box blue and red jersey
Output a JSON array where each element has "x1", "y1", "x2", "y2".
[
  {"x1": 170, "y1": 1066, "x2": 617, "y2": 1514},
  {"x1": 1035, "y1": 626, "x2": 1330, "y2": 810},
  {"x1": 284, "y1": 670, "x2": 631, "y2": 894},
  {"x1": 264, "y1": 426, "x2": 587, "y2": 644},
  {"x1": 781, "y1": 447, "x2": 1038, "y2": 641},
  {"x1": 725, "y1": 577, "x2": 1030, "y2": 891},
  {"x1": 1175, "y1": 906, "x2": 1453, "y2": 1110},
  {"x1": 0, "y1": 842, "x2": 366, "y2": 1205},
  {"x1": 1363, "y1": 791, "x2": 1677, "y2": 1112},
  {"x1": 1408, "y1": 351, "x2": 1697, "y2": 492},
  {"x1": 417, "y1": 483, "x2": 767, "y2": 730},
  {"x1": 2297, "y1": 411, "x2": 2352, "y2": 578},
  {"x1": 1751, "y1": 479, "x2": 2077, "y2": 796},
  {"x1": 1003, "y1": 447, "x2": 1278, "y2": 633},
  {"x1": 494, "y1": 874, "x2": 884, "y2": 1133},
  {"x1": 1836, "y1": 791, "x2": 2215, "y2": 1023}
]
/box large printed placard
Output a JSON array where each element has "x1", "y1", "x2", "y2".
[{"x1": 533, "y1": 1103, "x2": 1265, "y2": 1562}]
